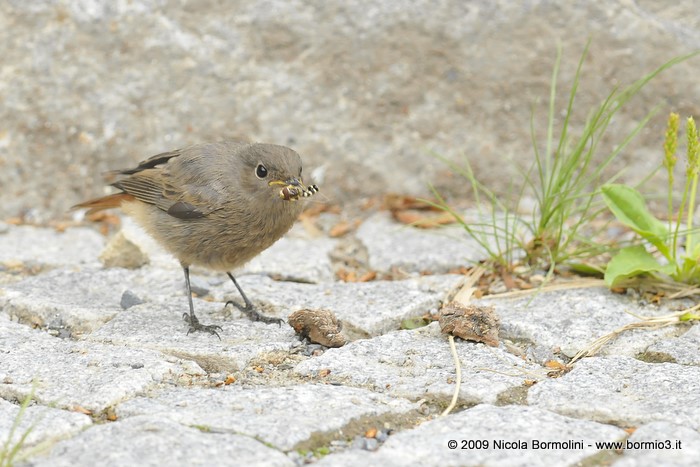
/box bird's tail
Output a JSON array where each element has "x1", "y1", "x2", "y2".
[{"x1": 71, "y1": 193, "x2": 135, "y2": 215}]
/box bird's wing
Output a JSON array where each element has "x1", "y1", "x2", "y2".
[{"x1": 112, "y1": 149, "x2": 223, "y2": 220}]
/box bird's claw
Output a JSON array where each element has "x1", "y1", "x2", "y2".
[{"x1": 183, "y1": 312, "x2": 223, "y2": 339}]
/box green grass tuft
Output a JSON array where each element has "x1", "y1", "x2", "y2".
[{"x1": 432, "y1": 42, "x2": 698, "y2": 278}]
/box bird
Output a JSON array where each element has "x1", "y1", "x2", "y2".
[{"x1": 73, "y1": 140, "x2": 318, "y2": 338}]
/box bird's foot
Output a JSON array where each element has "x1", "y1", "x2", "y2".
[
  {"x1": 224, "y1": 301, "x2": 284, "y2": 326},
  {"x1": 183, "y1": 312, "x2": 223, "y2": 339}
]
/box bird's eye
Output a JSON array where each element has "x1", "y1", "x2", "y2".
[{"x1": 255, "y1": 163, "x2": 268, "y2": 179}]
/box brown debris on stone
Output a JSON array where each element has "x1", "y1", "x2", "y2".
[
  {"x1": 288, "y1": 309, "x2": 347, "y2": 348},
  {"x1": 438, "y1": 301, "x2": 500, "y2": 347}
]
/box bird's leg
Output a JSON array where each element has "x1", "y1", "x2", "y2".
[
  {"x1": 182, "y1": 266, "x2": 223, "y2": 339},
  {"x1": 225, "y1": 273, "x2": 283, "y2": 326}
]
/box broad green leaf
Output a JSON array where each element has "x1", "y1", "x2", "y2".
[
  {"x1": 601, "y1": 184, "x2": 670, "y2": 258},
  {"x1": 604, "y1": 245, "x2": 674, "y2": 287}
]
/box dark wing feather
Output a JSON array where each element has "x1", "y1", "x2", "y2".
[
  {"x1": 166, "y1": 201, "x2": 206, "y2": 219},
  {"x1": 117, "y1": 149, "x2": 183, "y2": 175}
]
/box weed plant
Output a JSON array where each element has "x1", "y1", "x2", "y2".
[{"x1": 432, "y1": 43, "x2": 696, "y2": 277}]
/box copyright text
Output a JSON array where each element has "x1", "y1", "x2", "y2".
[{"x1": 447, "y1": 439, "x2": 682, "y2": 450}]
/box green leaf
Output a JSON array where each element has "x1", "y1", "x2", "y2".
[
  {"x1": 680, "y1": 253, "x2": 699, "y2": 270},
  {"x1": 676, "y1": 255, "x2": 700, "y2": 284},
  {"x1": 604, "y1": 245, "x2": 674, "y2": 287},
  {"x1": 601, "y1": 184, "x2": 670, "y2": 258},
  {"x1": 679, "y1": 311, "x2": 700, "y2": 322},
  {"x1": 568, "y1": 262, "x2": 605, "y2": 277},
  {"x1": 400, "y1": 317, "x2": 430, "y2": 330}
]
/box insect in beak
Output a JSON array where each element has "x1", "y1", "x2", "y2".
[{"x1": 272, "y1": 178, "x2": 319, "y2": 201}]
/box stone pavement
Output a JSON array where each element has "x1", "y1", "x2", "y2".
[{"x1": 1, "y1": 212, "x2": 699, "y2": 466}]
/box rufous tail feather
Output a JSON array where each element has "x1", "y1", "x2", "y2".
[{"x1": 72, "y1": 193, "x2": 135, "y2": 215}]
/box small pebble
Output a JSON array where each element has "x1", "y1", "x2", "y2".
[
  {"x1": 351, "y1": 437, "x2": 365, "y2": 450},
  {"x1": 100, "y1": 231, "x2": 149, "y2": 269},
  {"x1": 120, "y1": 290, "x2": 143, "y2": 309},
  {"x1": 365, "y1": 438, "x2": 379, "y2": 451}
]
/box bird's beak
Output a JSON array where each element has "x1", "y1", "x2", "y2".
[{"x1": 268, "y1": 178, "x2": 300, "y2": 188}]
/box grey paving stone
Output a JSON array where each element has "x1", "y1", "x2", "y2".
[
  {"x1": 87, "y1": 300, "x2": 299, "y2": 373},
  {"x1": 0, "y1": 260, "x2": 233, "y2": 336},
  {"x1": 295, "y1": 323, "x2": 541, "y2": 404},
  {"x1": 213, "y1": 274, "x2": 465, "y2": 339},
  {"x1": 0, "y1": 266, "x2": 180, "y2": 334},
  {"x1": 476, "y1": 286, "x2": 682, "y2": 362},
  {"x1": 528, "y1": 356, "x2": 700, "y2": 430},
  {"x1": 1, "y1": 268, "x2": 127, "y2": 333},
  {"x1": 0, "y1": 225, "x2": 104, "y2": 269},
  {"x1": 0, "y1": 316, "x2": 202, "y2": 413},
  {"x1": 645, "y1": 323, "x2": 700, "y2": 365},
  {"x1": 356, "y1": 212, "x2": 484, "y2": 274},
  {"x1": 116, "y1": 385, "x2": 418, "y2": 451},
  {"x1": 0, "y1": 398, "x2": 92, "y2": 460},
  {"x1": 613, "y1": 421, "x2": 700, "y2": 467},
  {"x1": 315, "y1": 404, "x2": 626, "y2": 467},
  {"x1": 27, "y1": 416, "x2": 294, "y2": 467}
]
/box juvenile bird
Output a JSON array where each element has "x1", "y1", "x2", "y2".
[{"x1": 74, "y1": 140, "x2": 318, "y2": 337}]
